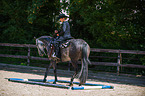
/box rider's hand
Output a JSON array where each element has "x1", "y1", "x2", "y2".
[
  {"x1": 55, "y1": 30, "x2": 58, "y2": 33},
  {"x1": 57, "y1": 34, "x2": 59, "y2": 36}
]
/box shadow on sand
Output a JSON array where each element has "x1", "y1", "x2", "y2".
[{"x1": 0, "y1": 63, "x2": 145, "y2": 87}]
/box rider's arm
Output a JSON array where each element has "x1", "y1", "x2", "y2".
[{"x1": 58, "y1": 22, "x2": 67, "y2": 36}]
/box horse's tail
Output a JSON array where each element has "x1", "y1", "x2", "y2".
[{"x1": 78, "y1": 43, "x2": 91, "y2": 84}]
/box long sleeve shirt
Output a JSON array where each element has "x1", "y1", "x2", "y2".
[{"x1": 53, "y1": 21, "x2": 72, "y2": 39}]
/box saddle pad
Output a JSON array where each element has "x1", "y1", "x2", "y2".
[{"x1": 60, "y1": 41, "x2": 70, "y2": 48}]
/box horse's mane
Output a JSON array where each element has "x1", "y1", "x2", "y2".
[
  {"x1": 37, "y1": 36, "x2": 53, "y2": 42},
  {"x1": 38, "y1": 36, "x2": 52, "y2": 39}
]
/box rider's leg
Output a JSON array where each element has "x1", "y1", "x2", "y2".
[
  {"x1": 52, "y1": 37, "x2": 65, "y2": 58},
  {"x1": 52, "y1": 41, "x2": 59, "y2": 58}
]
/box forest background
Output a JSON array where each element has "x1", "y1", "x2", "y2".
[{"x1": 0, "y1": 0, "x2": 145, "y2": 50}]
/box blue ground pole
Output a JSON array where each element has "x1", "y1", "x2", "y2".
[
  {"x1": 8, "y1": 78, "x2": 70, "y2": 89},
  {"x1": 8, "y1": 78, "x2": 114, "y2": 90}
]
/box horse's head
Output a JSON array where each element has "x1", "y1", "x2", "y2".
[
  {"x1": 36, "y1": 39, "x2": 46, "y2": 56},
  {"x1": 36, "y1": 36, "x2": 53, "y2": 57}
]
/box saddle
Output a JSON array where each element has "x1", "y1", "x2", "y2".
[
  {"x1": 59, "y1": 40, "x2": 70, "y2": 48},
  {"x1": 49, "y1": 39, "x2": 71, "y2": 59}
]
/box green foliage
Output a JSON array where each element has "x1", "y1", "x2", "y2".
[
  {"x1": 27, "y1": 0, "x2": 60, "y2": 24},
  {"x1": 0, "y1": 0, "x2": 60, "y2": 44},
  {"x1": 69, "y1": 0, "x2": 145, "y2": 50},
  {"x1": 0, "y1": 0, "x2": 144, "y2": 49},
  {"x1": 0, "y1": 0, "x2": 30, "y2": 43}
]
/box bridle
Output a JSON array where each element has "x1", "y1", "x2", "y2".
[{"x1": 36, "y1": 39, "x2": 46, "y2": 55}]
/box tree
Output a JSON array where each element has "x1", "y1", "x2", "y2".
[
  {"x1": 69, "y1": 0, "x2": 145, "y2": 50},
  {"x1": 0, "y1": 0, "x2": 144, "y2": 50},
  {"x1": 0, "y1": 0, "x2": 61, "y2": 43}
]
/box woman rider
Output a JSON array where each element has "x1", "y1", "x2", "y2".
[{"x1": 52, "y1": 14, "x2": 72, "y2": 59}]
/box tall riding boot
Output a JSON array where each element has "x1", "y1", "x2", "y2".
[
  {"x1": 55, "y1": 46, "x2": 60, "y2": 58},
  {"x1": 52, "y1": 43, "x2": 60, "y2": 59}
]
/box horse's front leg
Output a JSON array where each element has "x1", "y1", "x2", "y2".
[
  {"x1": 70, "y1": 61, "x2": 78, "y2": 86},
  {"x1": 43, "y1": 62, "x2": 52, "y2": 82},
  {"x1": 52, "y1": 61, "x2": 58, "y2": 84}
]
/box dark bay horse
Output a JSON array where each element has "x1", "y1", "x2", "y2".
[{"x1": 36, "y1": 36, "x2": 91, "y2": 86}]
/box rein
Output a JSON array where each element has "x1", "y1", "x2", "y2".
[{"x1": 49, "y1": 45, "x2": 54, "y2": 58}]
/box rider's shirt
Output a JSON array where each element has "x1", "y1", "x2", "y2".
[{"x1": 54, "y1": 21, "x2": 72, "y2": 40}]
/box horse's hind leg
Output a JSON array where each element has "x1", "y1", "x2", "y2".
[
  {"x1": 70, "y1": 60, "x2": 78, "y2": 86},
  {"x1": 43, "y1": 62, "x2": 52, "y2": 82}
]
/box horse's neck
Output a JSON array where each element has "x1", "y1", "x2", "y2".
[{"x1": 39, "y1": 36, "x2": 52, "y2": 50}]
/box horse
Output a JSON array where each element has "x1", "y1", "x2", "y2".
[{"x1": 36, "y1": 36, "x2": 91, "y2": 86}]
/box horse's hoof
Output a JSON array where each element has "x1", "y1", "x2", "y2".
[
  {"x1": 69, "y1": 83, "x2": 73, "y2": 87},
  {"x1": 43, "y1": 79, "x2": 46, "y2": 82},
  {"x1": 79, "y1": 84, "x2": 82, "y2": 86}
]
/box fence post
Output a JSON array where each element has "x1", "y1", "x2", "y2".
[
  {"x1": 117, "y1": 51, "x2": 122, "y2": 75},
  {"x1": 27, "y1": 47, "x2": 30, "y2": 66}
]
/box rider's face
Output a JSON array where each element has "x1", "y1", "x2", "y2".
[{"x1": 60, "y1": 18, "x2": 65, "y2": 22}]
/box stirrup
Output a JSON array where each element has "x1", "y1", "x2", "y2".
[
  {"x1": 51, "y1": 52, "x2": 60, "y2": 61},
  {"x1": 52, "y1": 53, "x2": 56, "y2": 57}
]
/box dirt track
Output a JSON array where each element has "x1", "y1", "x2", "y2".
[{"x1": 0, "y1": 63, "x2": 145, "y2": 96}]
